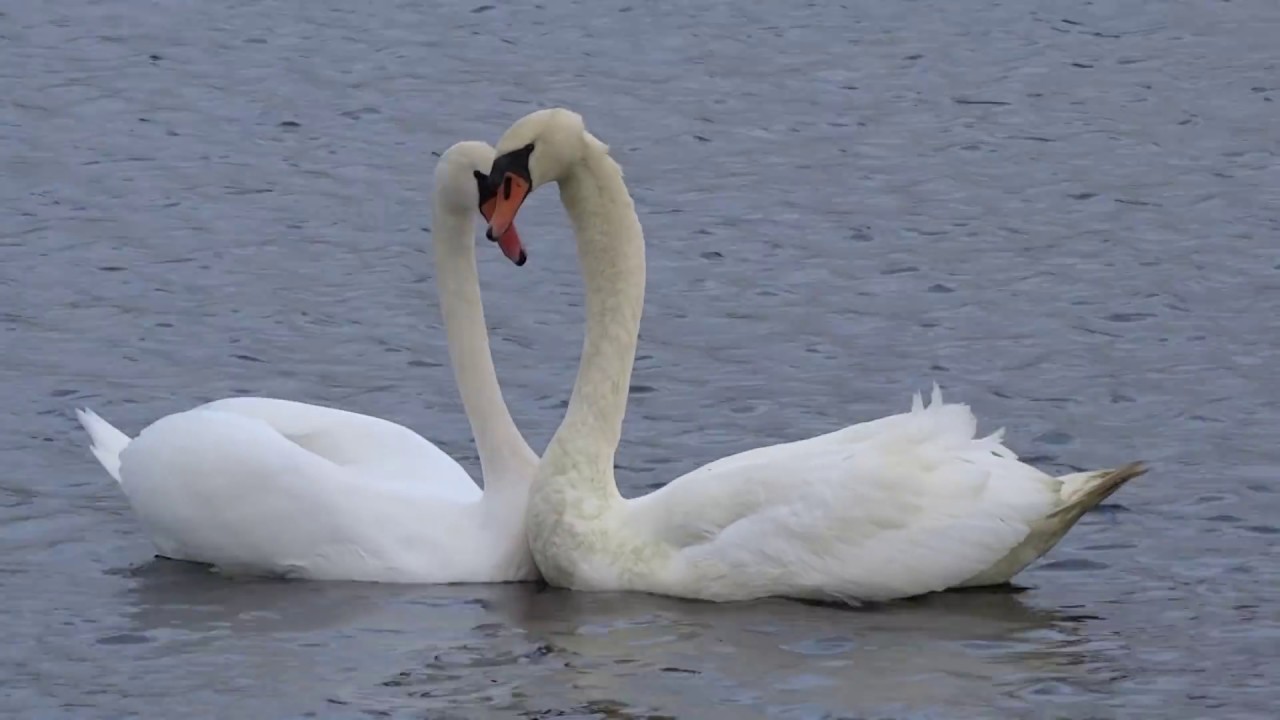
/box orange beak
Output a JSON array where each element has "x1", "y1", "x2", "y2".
[
  {"x1": 479, "y1": 194, "x2": 526, "y2": 266},
  {"x1": 486, "y1": 172, "x2": 531, "y2": 252}
]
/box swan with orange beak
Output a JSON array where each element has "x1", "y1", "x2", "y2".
[
  {"x1": 469, "y1": 107, "x2": 1147, "y2": 605},
  {"x1": 475, "y1": 156, "x2": 528, "y2": 266}
]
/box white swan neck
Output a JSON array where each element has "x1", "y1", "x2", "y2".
[
  {"x1": 432, "y1": 206, "x2": 536, "y2": 487},
  {"x1": 540, "y1": 146, "x2": 646, "y2": 495}
]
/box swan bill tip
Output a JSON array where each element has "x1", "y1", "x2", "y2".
[{"x1": 492, "y1": 223, "x2": 526, "y2": 266}]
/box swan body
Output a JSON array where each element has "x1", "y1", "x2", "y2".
[
  {"x1": 76, "y1": 141, "x2": 540, "y2": 583},
  {"x1": 483, "y1": 108, "x2": 1147, "y2": 603}
]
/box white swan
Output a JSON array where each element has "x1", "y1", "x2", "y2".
[
  {"x1": 482, "y1": 108, "x2": 1147, "y2": 603},
  {"x1": 75, "y1": 141, "x2": 540, "y2": 583}
]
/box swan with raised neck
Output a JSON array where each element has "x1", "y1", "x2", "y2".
[
  {"x1": 484, "y1": 108, "x2": 1147, "y2": 602},
  {"x1": 71, "y1": 141, "x2": 542, "y2": 583}
]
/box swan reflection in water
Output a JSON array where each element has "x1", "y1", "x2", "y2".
[{"x1": 117, "y1": 559, "x2": 1121, "y2": 717}]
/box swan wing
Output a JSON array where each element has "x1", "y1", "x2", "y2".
[
  {"x1": 196, "y1": 397, "x2": 479, "y2": 498},
  {"x1": 628, "y1": 389, "x2": 1058, "y2": 601},
  {"x1": 117, "y1": 407, "x2": 488, "y2": 580}
]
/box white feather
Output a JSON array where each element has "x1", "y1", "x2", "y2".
[
  {"x1": 498, "y1": 108, "x2": 1147, "y2": 603},
  {"x1": 71, "y1": 142, "x2": 540, "y2": 583}
]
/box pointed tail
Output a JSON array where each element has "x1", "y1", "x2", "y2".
[
  {"x1": 958, "y1": 461, "x2": 1149, "y2": 588},
  {"x1": 75, "y1": 408, "x2": 132, "y2": 484},
  {"x1": 1054, "y1": 461, "x2": 1148, "y2": 518}
]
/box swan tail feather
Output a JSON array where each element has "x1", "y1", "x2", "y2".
[
  {"x1": 1054, "y1": 461, "x2": 1148, "y2": 517},
  {"x1": 958, "y1": 462, "x2": 1148, "y2": 588},
  {"x1": 75, "y1": 408, "x2": 132, "y2": 484}
]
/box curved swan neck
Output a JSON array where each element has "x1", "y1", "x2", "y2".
[
  {"x1": 431, "y1": 205, "x2": 536, "y2": 488},
  {"x1": 541, "y1": 145, "x2": 646, "y2": 488}
]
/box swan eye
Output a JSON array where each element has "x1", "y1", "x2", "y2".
[{"x1": 489, "y1": 143, "x2": 537, "y2": 194}]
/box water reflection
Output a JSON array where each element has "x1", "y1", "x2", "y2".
[
  {"x1": 112, "y1": 562, "x2": 1118, "y2": 716},
  {"x1": 343, "y1": 586, "x2": 1115, "y2": 717},
  {"x1": 117, "y1": 559, "x2": 411, "y2": 635}
]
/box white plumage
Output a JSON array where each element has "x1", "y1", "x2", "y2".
[
  {"x1": 486, "y1": 108, "x2": 1146, "y2": 603},
  {"x1": 74, "y1": 142, "x2": 540, "y2": 583}
]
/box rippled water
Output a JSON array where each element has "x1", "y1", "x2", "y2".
[{"x1": 3, "y1": 0, "x2": 1278, "y2": 717}]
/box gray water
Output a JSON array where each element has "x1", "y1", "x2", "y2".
[{"x1": 2, "y1": 0, "x2": 1278, "y2": 717}]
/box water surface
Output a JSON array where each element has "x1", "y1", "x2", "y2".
[{"x1": 2, "y1": 1, "x2": 1278, "y2": 717}]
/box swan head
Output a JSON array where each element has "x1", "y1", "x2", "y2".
[
  {"x1": 434, "y1": 140, "x2": 526, "y2": 266},
  {"x1": 484, "y1": 108, "x2": 597, "y2": 244}
]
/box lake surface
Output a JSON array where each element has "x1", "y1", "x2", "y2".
[{"x1": 2, "y1": 0, "x2": 1278, "y2": 717}]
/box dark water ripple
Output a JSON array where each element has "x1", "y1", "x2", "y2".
[{"x1": 2, "y1": 0, "x2": 1278, "y2": 717}]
